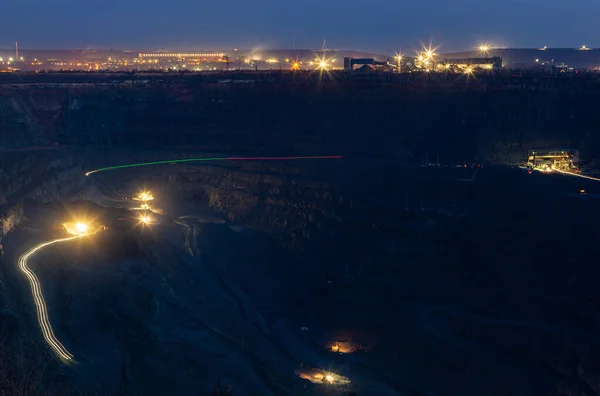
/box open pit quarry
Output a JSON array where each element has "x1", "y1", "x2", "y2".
[{"x1": 1, "y1": 74, "x2": 600, "y2": 395}]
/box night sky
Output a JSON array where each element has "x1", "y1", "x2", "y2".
[{"x1": 2, "y1": 0, "x2": 599, "y2": 53}]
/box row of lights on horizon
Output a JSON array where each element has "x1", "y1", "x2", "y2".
[
  {"x1": 395, "y1": 42, "x2": 590, "y2": 60},
  {"x1": 2, "y1": 42, "x2": 594, "y2": 72},
  {"x1": 392, "y1": 42, "x2": 593, "y2": 74}
]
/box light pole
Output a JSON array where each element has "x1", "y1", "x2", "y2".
[
  {"x1": 396, "y1": 52, "x2": 403, "y2": 73},
  {"x1": 478, "y1": 44, "x2": 489, "y2": 56}
]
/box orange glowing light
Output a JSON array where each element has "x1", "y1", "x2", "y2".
[
  {"x1": 75, "y1": 223, "x2": 88, "y2": 234},
  {"x1": 63, "y1": 221, "x2": 93, "y2": 236}
]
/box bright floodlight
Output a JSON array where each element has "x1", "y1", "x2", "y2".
[
  {"x1": 478, "y1": 44, "x2": 489, "y2": 54},
  {"x1": 136, "y1": 191, "x2": 154, "y2": 201},
  {"x1": 140, "y1": 215, "x2": 152, "y2": 225},
  {"x1": 75, "y1": 223, "x2": 88, "y2": 234},
  {"x1": 319, "y1": 60, "x2": 327, "y2": 69},
  {"x1": 325, "y1": 375, "x2": 334, "y2": 383}
]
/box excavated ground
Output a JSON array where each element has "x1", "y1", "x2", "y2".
[
  {"x1": 2, "y1": 76, "x2": 600, "y2": 395},
  {"x1": 2, "y1": 146, "x2": 600, "y2": 395}
]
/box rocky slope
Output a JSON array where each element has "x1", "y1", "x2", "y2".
[
  {"x1": 0, "y1": 151, "x2": 92, "y2": 239},
  {"x1": 1, "y1": 75, "x2": 600, "y2": 164}
]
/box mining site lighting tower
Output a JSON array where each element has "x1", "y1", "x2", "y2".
[{"x1": 396, "y1": 52, "x2": 404, "y2": 73}]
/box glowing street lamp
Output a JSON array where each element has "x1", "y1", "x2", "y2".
[{"x1": 478, "y1": 44, "x2": 490, "y2": 55}]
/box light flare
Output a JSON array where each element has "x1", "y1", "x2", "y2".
[
  {"x1": 63, "y1": 221, "x2": 92, "y2": 236},
  {"x1": 133, "y1": 191, "x2": 154, "y2": 201}
]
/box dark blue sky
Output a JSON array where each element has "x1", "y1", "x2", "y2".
[{"x1": 2, "y1": 0, "x2": 599, "y2": 53}]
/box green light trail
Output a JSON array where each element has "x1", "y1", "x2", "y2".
[{"x1": 85, "y1": 155, "x2": 343, "y2": 176}]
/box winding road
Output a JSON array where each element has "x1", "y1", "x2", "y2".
[{"x1": 18, "y1": 235, "x2": 85, "y2": 361}]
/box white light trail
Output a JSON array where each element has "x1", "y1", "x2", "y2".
[
  {"x1": 555, "y1": 169, "x2": 600, "y2": 182},
  {"x1": 18, "y1": 235, "x2": 85, "y2": 361}
]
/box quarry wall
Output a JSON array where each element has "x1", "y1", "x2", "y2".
[{"x1": 0, "y1": 79, "x2": 599, "y2": 165}]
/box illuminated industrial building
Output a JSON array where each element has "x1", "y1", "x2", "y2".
[
  {"x1": 343, "y1": 57, "x2": 394, "y2": 71},
  {"x1": 439, "y1": 56, "x2": 503, "y2": 71},
  {"x1": 138, "y1": 52, "x2": 224, "y2": 60},
  {"x1": 527, "y1": 149, "x2": 579, "y2": 172}
]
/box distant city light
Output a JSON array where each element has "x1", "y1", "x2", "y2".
[{"x1": 478, "y1": 44, "x2": 490, "y2": 54}]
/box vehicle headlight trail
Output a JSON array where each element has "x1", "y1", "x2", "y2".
[
  {"x1": 85, "y1": 155, "x2": 343, "y2": 176},
  {"x1": 18, "y1": 235, "x2": 86, "y2": 361},
  {"x1": 555, "y1": 169, "x2": 600, "y2": 182}
]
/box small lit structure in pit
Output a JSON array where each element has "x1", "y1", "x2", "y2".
[
  {"x1": 134, "y1": 191, "x2": 154, "y2": 201},
  {"x1": 295, "y1": 367, "x2": 351, "y2": 385},
  {"x1": 63, "y1": 221, "x2": 103, "y2": 236}
]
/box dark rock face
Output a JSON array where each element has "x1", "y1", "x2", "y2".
[{"x1": 1, "y1": 76, "x2": 600, "y2": 165}]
